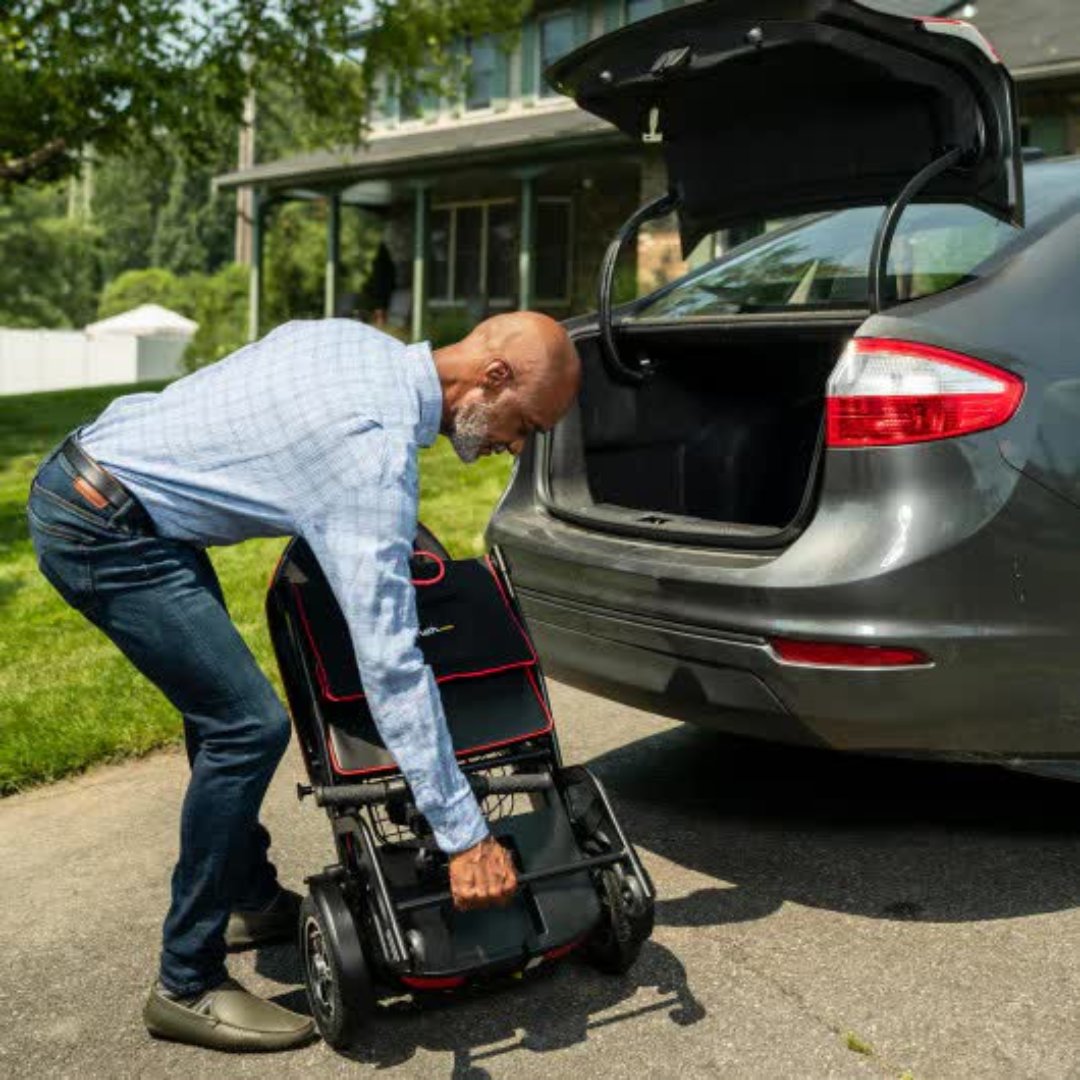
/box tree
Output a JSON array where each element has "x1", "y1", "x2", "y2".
[
  {"x1": 1, "y1": 1, "x2": 528, "y2": 187},
  {"x1": 263, "y1": 199, "x2": 381, "y2": 325},
  {"x1": 151, "y1": 153, "x2": 235, "y2": 277},
  {"x1": 0, "y1": 184, "x2": 102, "y2": 327}
]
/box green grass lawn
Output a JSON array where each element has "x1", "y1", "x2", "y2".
[{"x1": 0, "y1": 380, "x2": 511, "y2": 795}]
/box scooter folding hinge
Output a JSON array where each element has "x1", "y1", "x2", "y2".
[{"x1": 642, "y1": 106, "x2": 663, "y2": 144}]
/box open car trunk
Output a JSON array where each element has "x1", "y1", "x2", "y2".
[{"x1": 544, "y1": 319, "x2": 861, "y2": 548}]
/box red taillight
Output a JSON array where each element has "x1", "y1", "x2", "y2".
[
  {"x1": 770, "y1": 637, "x2": 931, "y2": 669},
  {"x1": 826, "y1": 338, "x2": 1024, "y2": 448},
  {"x1": 400, "y1": 974, "x2": 467, "y2": 991}
]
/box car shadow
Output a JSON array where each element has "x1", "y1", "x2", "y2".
[
  {"x1": 252, "y1": 723, "x2": 1080, "y2": 1067},
  {"x1": 256, "y1": 936, "x2": 705, "y2": 1073},
  {"x1": 586, "y1": 724, "x2": 1080, "y2": 927}
]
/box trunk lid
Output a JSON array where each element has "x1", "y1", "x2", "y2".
[{"x1": 547, "y1": 0, "x2": 1024, "y2": 254}]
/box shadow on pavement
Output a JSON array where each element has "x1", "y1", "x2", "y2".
[
  {"x1": 586, "y1": 724, "x2": 1080, "y2": 926},
  {"x1": 255, "y1": 932, "x2": 704, "y2": 1073}
]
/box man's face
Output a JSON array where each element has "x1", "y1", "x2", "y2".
[{"x1": 448, "y1": 384, "x2": 547, "y2": 464}]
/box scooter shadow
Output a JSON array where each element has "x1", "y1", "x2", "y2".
[
  {"x1": 256, "y1": 937, "x2": 705, "y2": 1073},
  {"x1": 586, "y1": 724, "x2": 1080, "y2": 927}
]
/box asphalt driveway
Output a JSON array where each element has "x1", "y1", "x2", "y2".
[{"x1": 3, "y1": 681, "x2": 1080, "y2": 1079}]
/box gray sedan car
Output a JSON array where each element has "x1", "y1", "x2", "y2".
[{"x1": 488, "y1": 0, "x2": 1080, "y2": 774}]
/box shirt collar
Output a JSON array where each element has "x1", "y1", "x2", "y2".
[{"x1": 408, "y1": 340, "x2": 443, "y2": 448}]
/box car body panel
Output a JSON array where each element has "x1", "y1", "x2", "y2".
[
  {"x1": 548, "y1": 0, "x2": 1024, "y2": 251},
  {"x1": 492, "y1": 451, "x2": 1080, "y2": 757},
  {"x1": 489, "y1": 171, "x2": 1080, "y2": 763}
]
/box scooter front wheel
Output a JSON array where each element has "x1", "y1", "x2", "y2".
[
  {"x1": 299, "y1": 885, "x2": 374, "y2": 1049},
  {"x1": 585, "y1": 864, "x2": 653, "y2": 975}
]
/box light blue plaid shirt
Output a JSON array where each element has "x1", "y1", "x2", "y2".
[{"x1": 78, "y1": 319, "x2": 488, "y2": 853}]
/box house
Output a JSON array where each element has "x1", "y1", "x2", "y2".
[
  {"x1": 966, "y1": 0, "x2": 1080, "y2": 154},
  {"x1": 215, "y1": 0, "x2": 1080, "y2": 343}
]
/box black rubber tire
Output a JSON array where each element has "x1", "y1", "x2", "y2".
[
  {"x1": 585, "y1": 866, "x2": 654, "y2": 975},
  {"x1": 299, "y1": 889, "x2": 374, "y2": 1050}
]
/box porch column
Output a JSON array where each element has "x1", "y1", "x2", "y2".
[
  {"x1": 324, "y1": 191, "x2": 341, "y2": 318},
  {"x1": 517, "y1": 171, "x2": 538, "y2": 310},
  {"x1": 411, "y1": 182, "x2": 430, "y2": 342},
  {"x1": 248, "y1": 189, "x2": 265, "y2": 342}
]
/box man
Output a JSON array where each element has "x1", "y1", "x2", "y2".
[{"x1": 25, "y1": 312, "x2": 581, "y2": 1052}]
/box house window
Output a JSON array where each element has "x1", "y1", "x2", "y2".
[
  {"x1": 454, "y1": 206, "x2": 484, "y2": 296},
  {"x1": 430, "y1": 210, "x2": 452, "y2": 298},
  {"x1": 487, "y1": 203, "x2": 518, "y2": 299},
  {"x1": 626, "y1": 0, "x2": 662, "y2": 22},
  {"x1": 429, "y1": 197, "x2": 573, "y2": 305},
  {"x1": 429, "y1": 201, "x2": 518, "y2": 304},
  {"x1": 371, "y1": 74, "x2": 393, "y2": 126},
  {"x1": 399, "y1": 80, "x2": 422, "y2": 122},
  {"x1": 536, "y1": 198, "x2": 573, "y2": 303},
  {"x1": 466, "y1": 35, "x2": 497, "y2": 110},
  {"x1": 538, "y1": 11, "x2": 576, "y2": 98},
  {"x1": 1022, "y1": 114, "x2": 1068, "y2": 157}
]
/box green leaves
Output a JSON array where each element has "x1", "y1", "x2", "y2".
[
  {"x1": 0, "y1": 184, "x2": 103, "y2": 327},
  {"x1": 1, "y1": 0, "x2": 529, "y2": 187}
]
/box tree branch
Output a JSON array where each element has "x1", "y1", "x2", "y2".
[{"x1": 0, "y1": 138, "x2": 70, "y2": 183}]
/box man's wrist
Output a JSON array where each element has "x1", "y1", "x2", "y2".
[{"x1": 421, "y1": 782, "x2": 489, "y2": 855}]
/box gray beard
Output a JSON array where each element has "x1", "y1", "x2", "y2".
[{"x1": 449, "y1": 400, "x2": 494, "y2": 463}]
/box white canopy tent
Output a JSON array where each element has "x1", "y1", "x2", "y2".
[{"x1": 86, "y1": 304, "x2": 198, "y2": 340}]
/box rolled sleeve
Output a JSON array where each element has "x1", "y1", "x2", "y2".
[{"x1": 299, "y1": 428, "x2": 488, "y2": 854}]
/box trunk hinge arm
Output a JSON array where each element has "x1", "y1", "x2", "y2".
[
  {"x1": 868, "y1": 146, "x2": 964, "y2": 314},
  {"x1": 599, "y1": 191, "x2": 679, "y2": 386}
]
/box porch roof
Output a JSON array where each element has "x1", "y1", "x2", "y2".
[
  {"x1": 968, "y1": 0, "x2": 1080, "y2": 80},
  {"x1": 214, "y1": 105, "x2": 625, "y2": 194}
]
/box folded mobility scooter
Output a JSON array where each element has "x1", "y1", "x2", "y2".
[{"x1": 266, "y1": 526, "x2": 655, "y2": 1048}]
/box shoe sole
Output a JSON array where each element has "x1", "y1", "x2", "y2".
[{"x1": 146, "y1": 1025, "x2": 319, "y2": 1053}]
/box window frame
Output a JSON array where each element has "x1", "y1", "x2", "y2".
[
  {"x1": 428, "y1": 194, "x2": 575, "y2": 307},
  {"x1": 429, "y1": 198, "x2": 518, "y2": 307}
]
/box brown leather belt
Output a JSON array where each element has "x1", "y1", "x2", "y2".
[{"x1": 60, "y1": 435, "x2": 132, "y2": 512}]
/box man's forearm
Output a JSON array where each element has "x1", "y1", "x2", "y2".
[{"x1": 361, "y1": 660, "x2": 489, "y2": 853}]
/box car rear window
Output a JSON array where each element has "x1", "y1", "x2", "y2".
[{"x1": 634, "y1": 159, "x2": 1080, "y2": 319}]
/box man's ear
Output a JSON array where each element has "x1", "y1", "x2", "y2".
[{"x1": 482, "y1": 357, "x2": 513, "y2": 391}]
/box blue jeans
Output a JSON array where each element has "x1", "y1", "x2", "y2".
[{"x1": 26, "y1": 435, "x2": 291, "y2": 995}]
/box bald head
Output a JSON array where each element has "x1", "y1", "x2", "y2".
[{"x1": 432, "y1": 310, "x2": 581, "y2": 463}]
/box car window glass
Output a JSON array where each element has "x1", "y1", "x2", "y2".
[{"x1": 634, "y1": 162, "x2": 1080, "y2": 319}]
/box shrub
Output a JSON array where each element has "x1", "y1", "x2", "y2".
[
  {"x1": 184, "y1": 264, "x2": 249, "y2": 370},
  {"x1": 96, "y1": 267, "x2": 196, "y2": 321},
  {"x1": 426, "y1": 307, "x2": 473, "y2": 348}
]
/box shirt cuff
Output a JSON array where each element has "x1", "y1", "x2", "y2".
[{"x1": 421, "y1": 782, "x2": 490, "y2": 854}]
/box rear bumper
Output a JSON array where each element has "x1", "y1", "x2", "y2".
[
  {"x1": 491, "y1": 449, "x2": 1080, "y2": 759},
  {"x1": 520, "y1": 589, "x2": 825, "y2": 747}
]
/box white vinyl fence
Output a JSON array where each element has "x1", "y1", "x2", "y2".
[{"x1": 0, "y1": 328, "x2": 188, "y2": 397}]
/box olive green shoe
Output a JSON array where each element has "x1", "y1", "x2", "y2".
[
  {"x1": 225, "y1": 887, "x2": 303, "y2": 951},
  {"x1": 143, "y1": 977, "x2": 317, "y2": 1052}
]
